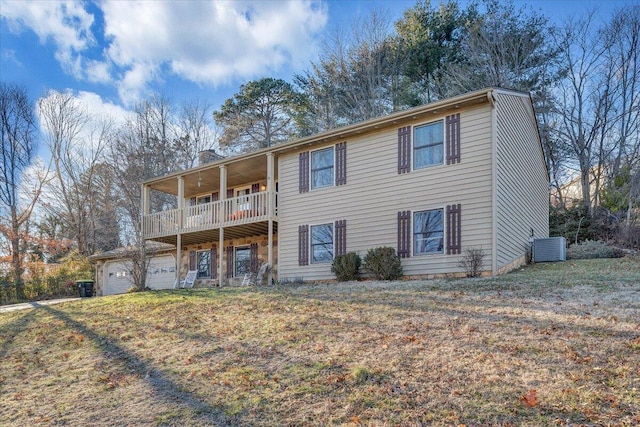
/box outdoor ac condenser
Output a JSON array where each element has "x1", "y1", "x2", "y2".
[{"x1": 533, "y1": 237, "x2": 567, "y2": 262}]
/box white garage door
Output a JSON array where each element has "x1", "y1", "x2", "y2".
[{"x1": 104, "y1": 254, "x2": 176, "y2": 296}]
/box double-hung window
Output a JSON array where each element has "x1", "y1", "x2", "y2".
[
  {"x1": 197, "y1": 195, "x2": 211, "y2": 205},
  {"x1": 311, "y1": 147, "x2": 334, "y2": 189},
  {"x1": 413, "y1": 209, "x2": 444, "y2": 255},
  {"x1": 235, "y1": 246, "x2": 251, "y2": 277},
  {"x1": 311, "y1": 224, "x2": 333, "y2": 263},
  {"x1": 413, "y1": 121, "x2": 444, "y2": 169},
  {"x1": 197, "y1": 250, "x2": 211, "y2": 278}
]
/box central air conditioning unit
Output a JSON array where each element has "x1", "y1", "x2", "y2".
[{"x1": 533, "y1": 237, "x2": 566, "y2": 262}]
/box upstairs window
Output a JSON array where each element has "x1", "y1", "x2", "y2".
[
  {"x1": 414, "y1": 121, "x2": 444, "y2": 170},
  {"x1": 311, "y1": 147, "x2": 334, "y2": 189},
  {"x1": 300, "y1": 143, "x2": 347, "y2": 192}
]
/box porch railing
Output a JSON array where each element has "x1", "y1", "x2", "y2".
[{"x1": 143, "y1": 191, "x2": 276, "y2": 239}]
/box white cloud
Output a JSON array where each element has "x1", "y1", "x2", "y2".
[
  {"x1": 1, "y1": 0, "x2": 95, "y2": 78},
  {"x1": 2, "y1": 0, "x2": 328, "y2": 105},
  {"x1": 73, "y1": 91, "x2": 131, "y2": 127},
  {"x1": 101, "y1": 0, "x2": 328, "y2": 101}
]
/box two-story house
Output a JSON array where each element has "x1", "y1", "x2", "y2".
[{"x1": 93, "y1": 88, "x2": 549, "y2": 294}]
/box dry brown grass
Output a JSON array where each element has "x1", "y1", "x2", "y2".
[{"x1": 1, "y1": 257, "x2": 639, "y2": 426}]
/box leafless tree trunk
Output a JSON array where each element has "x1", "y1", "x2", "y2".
[
  {"x1": 109, "y1": 96, "x2": 182, "y2": 290},
  {"x1": 553, "y1": 13, "x2": 612, "y2": 215},
  {"x1": 605, "y1": 7, "x2": 640, "y2": 179},
  {"x1": 441, "y1": 1, "x2": 557, "y2": 97},
  {"x1": 296, "y1": 9, "x2": 403, "y2": 131},
  {"x1": 0, "y1": 83, "x2": 47, "y2": 298},
  {"x1": 38, "y1": 90, "x2": 114, "y2": 256},
  {"x1": 174, "y1": 99, "x2": 217, "y2": 169}
]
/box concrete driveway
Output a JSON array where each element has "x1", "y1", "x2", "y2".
[{"x1": 0, "y1": 298, "x2": 81, "y2": 314}]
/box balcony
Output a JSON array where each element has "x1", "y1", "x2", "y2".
[{"x1": 143, "y1": 190, "x2": 277, "y2": 242}]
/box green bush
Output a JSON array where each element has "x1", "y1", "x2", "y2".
[
  {"x1": 363, "y1": 247, "x2": 403, "y2": 280},
  {"x1": 331, "y1": 252, "x2": 361, "y2": 281},
  {"x1": 567, "y1": 240, "x2": 625, "y2": 260}
]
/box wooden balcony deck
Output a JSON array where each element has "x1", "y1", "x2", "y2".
[{"x1": 143, "y1": 191, "x2": 277, "y2": 242}]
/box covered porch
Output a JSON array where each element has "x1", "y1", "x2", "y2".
[{"x1": 141, "y1": 152, "x2": 278, "y2": 285}]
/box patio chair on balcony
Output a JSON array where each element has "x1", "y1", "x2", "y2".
[{"x1": 174, "y1": 270, "x2": 197, "y2": 289}]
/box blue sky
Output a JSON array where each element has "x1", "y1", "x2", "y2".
[{"x1": 0, "y1": 0, "x2": 636, "y2": 134}]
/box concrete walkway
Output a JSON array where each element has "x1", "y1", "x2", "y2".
[{"x1": 0, "y1": 297, "x2": 81, "y2": 314}]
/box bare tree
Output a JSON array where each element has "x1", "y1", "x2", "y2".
[
  {"x1": 605, "y1": 7, "x2": 640, "y2": 177},
  {"x1": 109, "y1": 96, "x2": 182, "y2": 290},
  {"x1": 295, "y1": 9, "x2": 404, "y2": 132},
  {"x1": 0, "y1": 83, "x2": 47, "y2": 298},
  {"x1": 441, "y1": 0, "x2": 558, "y2": 97},
  {"x1": 38, "y1": 90, "x2": 115, "y2": 255},
  {"x1": 552, "y1": 13, "x2": 616, "y2": 214},
  {"x1": 174, "y1": 98, "x2": 217, "y2": 169}
]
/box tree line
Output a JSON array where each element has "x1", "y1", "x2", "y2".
[{"x1": 1, "y1": 0, "x2": 638, "y2": 297}]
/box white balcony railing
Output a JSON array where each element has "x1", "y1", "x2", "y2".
[{"x1": 143, "y1": 191, "x2": 276, "y2": 239}]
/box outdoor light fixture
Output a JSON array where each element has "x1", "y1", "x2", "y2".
[
  {"x1": 198, "y1": 172, "x2": 202, "y2": 187},
  {"x1": 261, "y1": 184, "x2": 267, "y2": 191}
]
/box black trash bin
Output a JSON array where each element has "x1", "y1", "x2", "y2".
[{"x1": 76, "y1": 280, "x2": 94, "y2": 297}]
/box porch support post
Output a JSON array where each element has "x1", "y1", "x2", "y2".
[
  {"x1": 266, "y1": 153, "x2": 274, "y2": 271},
  {"x1": 176, "y1": 176, "x2": 185, "y2": 283},
  {"x1": 142, "y1": 185, "x2": 151, "y2": 215},
  {"x1": 141, "y1": 184, "x2": 150, "y2": 239},
  {"x1": 176, "y1": 234, "x2": 182, "y2": 287},
  {"x1": 218, "y1": 166, "x2": 227, "y2": 285}
]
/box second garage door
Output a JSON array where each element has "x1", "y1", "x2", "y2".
[{"x1": 104, "y1": 254, "x2": 176, "y2": 296}]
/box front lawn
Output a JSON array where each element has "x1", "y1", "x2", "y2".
[{"x1": 1, "y1": 258, "x2": 639, "y2": 426}]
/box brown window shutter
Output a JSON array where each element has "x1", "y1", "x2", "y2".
[
  {"x1": 335, "y1": 142, "x2": 347, "y2": 186},
  {"x1": 189, "y1": 251, "x2": 196, "y2": 270},
  {"x1": 397, "y1": 211, "x2": 411, "y2": 258},
  {"x1": 251, "y1": 183, "x2": 260, "y2": 193},
  {"x1": 226, "y1": 245, "x2": 234, "y2": 278},
  {"x1": 211, "y1": 192, "x2": 219, "y2": 201},
  {"x1": 250, "y1": 243, "x2": 259, "y2": 272},
  {"x1": 299, "y1": 151, "x2": 310, "y2": 193},
  {"x1": 298, "y1": 225, "x2": 309, "y2": 266},
  {"x1": 446, "y1": 113, "x2": 461, "y2": 165},
  {"x1": 226, "y1": 188, "x2": 234, "y2": 199},
  {"x1": 446, "y1": 204, "x2": 462, "y2": 255},
  {"x1": 209, "y1": 247, "x2": 217, "y2": 279},
  {"x1": 335, "y1": 220, "x2": 347, "y2": 256},
  {"x1": 398, "y1": 126, "x2": 411, "y2": 174}
]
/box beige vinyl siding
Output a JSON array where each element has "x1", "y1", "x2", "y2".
[
  {"x1": 278, "y1": 103, "x2": 495, "y2": 281},
  {"x1": 495, "y1": 91, "x2": 550, "y2": 270}
]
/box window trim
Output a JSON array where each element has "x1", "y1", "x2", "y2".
[
  {"x1": 196, "y1": 249, "x2": 211, "y2": 279},
  {"x1": 196, "y1": 194, "x2": 211, "y2": 205},
  {"x1": 234, "y1": 245, "x2": 251, "y2": 277},
  {"x1": 412, "y1": 207, "x2": 445, "y2": 256},
  {"x1": 310, "y1": 146, "x2": 335, "y2": 190},
  {"x1": 412, "y1": 120, "x2": 444, "y2": 171},
  {"x1": 310, "y1": 223, "x2": 334, "y2": 264}
]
